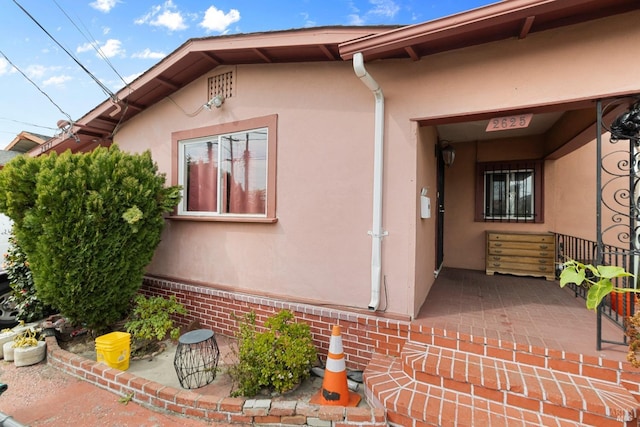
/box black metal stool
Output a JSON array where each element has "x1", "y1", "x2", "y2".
[{"x1": 173, "y1": 329, "x2": 220, "y2": 389}]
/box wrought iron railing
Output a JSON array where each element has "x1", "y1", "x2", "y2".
[{"x1": 555, "y1": 233, "x2": 634, "y2": 348}]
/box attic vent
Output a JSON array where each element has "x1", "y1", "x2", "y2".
[{"x1": 208, "y1": 71, "x2": 233, "y2": 101}]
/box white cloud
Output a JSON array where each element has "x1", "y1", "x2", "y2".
[
  {"x1": 123, "y1": 72, "x2": 143, "y2": 84},
  {"x1": 100, "y1": 39, "x2": 125, "y2": 58},
  {"x1": 0, "y1": 58, "x2": 10, "y2": 76},
  {"x1": 199, "y1": 6, "x2": 240, "y2": 33},
  {"x1": 348, "y1": 0, "x2": 399, "y2": 25},
  {"x1": 348, "y1": 14, "x2": 365, "y2": 25},
  {"x1": 42, "y1": 75, "x2": 72, "y2": 87},
  {"x1": 154, "y1": 10, "x2": 187, "y2": 31},
  {"x1": 77, "y1": 39, "x2": 124, "y2": 58},
  {"x1": 103, "y1": 26, "x2": 111, "y2": 35},
  {"x1": 25, "y1": 64, "x2": 49, "y2": 79},
  {"x1": 300, "y1": 12, "x2": 316, "y2": 28},
  {"x1": 131, "y1": 48, "x2": 166, "y2": 60},
  {"x1": 369, "y1": 0, "x2": 400, "y2": 18},
  {"x1": 77, "y1": 42, "x2": 94, "y2": 54},
  {"x1": 90, "y1": 0, "x2": 119, "y2": 13},
  {"x1": 136, "y1": 1, "x2": 188, "y2": 32}
]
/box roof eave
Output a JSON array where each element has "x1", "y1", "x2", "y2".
[{"x1": 338, "y1": 0, "x2": 640, "y2": 61}]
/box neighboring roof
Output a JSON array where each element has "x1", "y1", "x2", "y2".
[
  {"x1": 35, "y1": 0, "x2": 640, "y2": 155},
  {"x1": 339, "y1": 0, "x2": 640, "y2": 60},
  {"x1": 0, "y1": 150, "x2": 21, "y2": 166},
  {"x1": 5, "y1": 131, "x2": 49, "y2": 153}
]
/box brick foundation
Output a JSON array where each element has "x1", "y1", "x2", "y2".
[{"x1": 140, "y1": 275, "x2": 410, "y2": 370}]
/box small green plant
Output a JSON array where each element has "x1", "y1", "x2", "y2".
[
  {"x1": 229, "y1": 310, "x2": 317, "y2": 397},
  {"x1": 559, "y1": 259, "x2": 638, "y2": 311},
  {"x1": 118, "y1": 392, "x2": 134, "y2": 405},
  {"x1": 124, "y1": 294, "x2": 187, "y2": 345}
]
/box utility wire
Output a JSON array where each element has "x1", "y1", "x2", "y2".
[
  {"x1": 52, "y1": 0, "x2": 129, "y2": 88},
  {"x1": 12, "y1": 0, "x2": 116, "y2": 100},
  {"x1": 51, "y1": 0, "x2": 132, "y2": 138},
  {"x1": 0, "y1": 50, "x2": 73, "y2": 123},
  {"x1": 0, "y1": 117, "x2": 58, "y2": 131}
]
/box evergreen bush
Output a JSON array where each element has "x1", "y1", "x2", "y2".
[
  {"x1": 229, "y1": 310, "x2": 317, "y2": 396},
  {"x1": 0, "y1": 146, "x2": 181, "y2": 330}
]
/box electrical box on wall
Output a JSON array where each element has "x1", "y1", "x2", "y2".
[{"x1": 420, "y1": 188, "x2": 431, "y2": 219}]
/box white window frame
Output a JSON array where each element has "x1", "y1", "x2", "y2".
[
  {"x1": 177, "y1": 128, "x2": 269, "y2": 217},
  {"x1": 171, "y1": 114, "x2": 278, "y2": 223}
]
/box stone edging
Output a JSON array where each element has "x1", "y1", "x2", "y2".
[{"x1": 44, "y1": 335, "x2": 387, "y2": 426}]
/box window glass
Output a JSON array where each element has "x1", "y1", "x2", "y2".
[
  {"x1": 483, "y1": 168, "x2": 534, "y2": 220},
  {"x1": 179, "y1": 128, "x2": 268, "y2": 216}
]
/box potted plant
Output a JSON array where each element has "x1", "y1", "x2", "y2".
[
  {"x1": 559, "y1": 259, "x2": 637, "y2": 311},
  {"x1": 560, "y1": 259, "x2": 640, "y2": 365}
]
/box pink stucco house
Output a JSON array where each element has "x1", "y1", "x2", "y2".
[{"x1": 35, "y1": 0, "x2": 640, "y2": 424}]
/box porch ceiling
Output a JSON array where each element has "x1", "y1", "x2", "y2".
[{"x1": 430, "y1": 99, "x2": 636, "y2": 160}]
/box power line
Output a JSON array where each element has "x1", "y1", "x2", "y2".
[
  {"x1": 0, "y1": 49, "x2": 73, "y2": 123},
  {"x1": 52, "y1": 0, "x2": 129, "y2": 88},
  {"x1": 12, "y1": 0, "x2": 116, "y2": 100},
  {"x1": 0, "y1": 117, "x2": 57, "y2": 131}
]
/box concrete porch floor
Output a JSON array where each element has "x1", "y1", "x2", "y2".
[{"x1": 414, "y1": 267, "x2": 630, "y2": 362}]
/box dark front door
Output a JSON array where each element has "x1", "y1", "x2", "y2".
[{"x1": 436, "y1": 147, "x2": 446, "y2": 270}]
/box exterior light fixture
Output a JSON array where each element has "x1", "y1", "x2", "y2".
[
  {"x1": 204, "y1": 94, "x2": 224, "y2": 110},
  {"x1": 441, "y1": 144, "x2": 456, "y2": 167}
]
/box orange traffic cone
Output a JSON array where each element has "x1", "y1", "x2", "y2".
[{"x1": 310, "y1": 325, "x2": 361, "y2": 407}]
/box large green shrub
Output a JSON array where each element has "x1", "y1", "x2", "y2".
[
  {"x1": 0, "y1": 146, "x2": 181, "y2": 330},
  {"x1": 229, "y1": 310, "x2": 317, "y2": 397}
]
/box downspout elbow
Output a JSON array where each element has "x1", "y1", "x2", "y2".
[{"x1": 353, "y1": 53, "x2": 383, "y2": 99}]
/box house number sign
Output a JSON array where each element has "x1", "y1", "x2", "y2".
[{"x1": 485, "y1": 113, "x2": 533, "y2": 132}]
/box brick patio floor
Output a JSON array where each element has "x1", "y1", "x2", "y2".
[{"x1": 414, "y1": 267, "x2": 629, "y2": 363}]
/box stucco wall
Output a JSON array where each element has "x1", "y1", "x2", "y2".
[
  {"x1": 115, "y1": 61, "x2": 419, "y2": 318},
  {"x1": 112, "y1": 10, "x2": 640, "y2": 319}
]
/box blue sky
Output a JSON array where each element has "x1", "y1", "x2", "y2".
[{"x1": 0, "y1": 0, "x2": 495, "y2": 147}]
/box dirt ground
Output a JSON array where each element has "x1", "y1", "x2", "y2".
[{"x1": 57, "y1": 331, "x2": 366, "y2": 404}]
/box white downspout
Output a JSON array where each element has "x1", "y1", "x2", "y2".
[{"x1": 353, "y1": 52, "x2": 387, "y2": 311}]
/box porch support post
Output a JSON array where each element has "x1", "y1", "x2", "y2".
[{"x1": 596, "y1": 99, "x2": 603, "y2": 351}]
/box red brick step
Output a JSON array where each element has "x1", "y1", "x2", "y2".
[{"x1": 365, "y1": 342, "x2": 640, "y2": 426}]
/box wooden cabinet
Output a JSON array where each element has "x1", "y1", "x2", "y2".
[{"x1": 485, "y1": 231, "x2": 556, "y2": 281}]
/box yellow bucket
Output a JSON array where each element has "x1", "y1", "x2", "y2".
[{"x1": 95, "y1": 331, "x2": 131, "y2": 370}]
